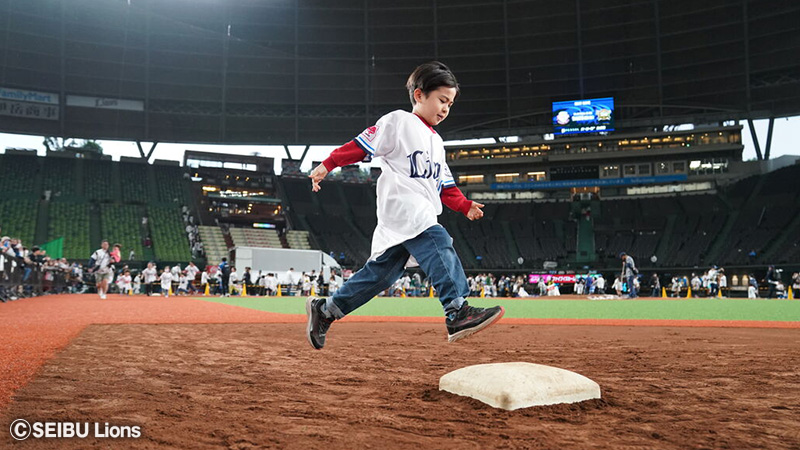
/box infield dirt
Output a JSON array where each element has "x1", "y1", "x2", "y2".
[{"x1": 5, "y1": 322, "x2": 800, "y2": 449}]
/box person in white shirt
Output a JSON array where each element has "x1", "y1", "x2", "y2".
[
  {"x1": 90, "y1": 240, "x2": 117, "y2": 299},
  {"x1": 286, "y1": 268, "x2": 297, "y2": 286},
  {"x1": 718, "y1": 268, "x2": 727, "y2": 298},
  {"x1": 305, "y1": 62, "x2": 503, "y2": 349},
  {"x1": 612, "y1": 277, "x2": 623, "y2": 297},
  {"x1": 142, "y1": 262, "x2": 157, "y2": 296},
  {"x1": 177, "y1": 273, "x2": 189, "y2": 295},
  {"x1": 302, "y1": 273, "x2": 312, "y2": 296},
  {"x1": 117, "y1": 270, "x2": 132, "y2": 295},
  {"x1": 132, "y1": 273, "x2": 141, "y2": 295},
  {"x1": 229, "y1": 267, "x2": 240, "y2": 295},
  {"x1": 159, "y1": 267, "x2": 173, "y2": 298},
  {"x1": 200, "y1": 269, "x2": 210, "y2": 295},
  {"x1": 265, "y1": 273, "x2": 278, "y2": 296},
  {"x1": 171, "y1": 264, "x2": 181, "y2": 280},
  {"x1": 328, "y1": 275, "x2": 338, "y2": 296},
  {"x1": 595, "y1": 274, "x2": 606, "y2": 295},
  {"x1": 184, "y1": 262, "x2": 199, "y2": 293}
]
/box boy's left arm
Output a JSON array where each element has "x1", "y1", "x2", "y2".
[{"x1": 441, "y1": 185, "x2": 484, "y2": 221}]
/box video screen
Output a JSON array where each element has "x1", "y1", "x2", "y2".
[{"x1": 552, "y1": 97, "x2": 614, "y2": 136}]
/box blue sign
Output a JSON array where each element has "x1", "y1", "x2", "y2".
[
  {"x1": 552, "y1": 97, "x2": 614, "y2": 135},
  {"x1": 491, "y1": 174, "x2": 688, "y2": 191}
]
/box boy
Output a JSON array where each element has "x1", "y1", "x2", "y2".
[
  {"x1": 142, "y1": 262, "x2": 157, "y2": 296},
  {"x1": 159, "y1": 266, "x2": 173, "y2": 298},
  {"x1": 306, "y1": 61, "x2": 504, "y2": 350}
]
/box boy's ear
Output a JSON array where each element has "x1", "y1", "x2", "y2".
[{"x1": 413, "y1": 88, "x2": 425, "y2": 104}]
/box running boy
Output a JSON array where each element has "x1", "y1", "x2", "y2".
[
  {"x1": 159, "y1": 266, "x2": 173, "y2": 298},
  {"x1": 306, "y1": 61, "x2": 504, "y2": 350}
]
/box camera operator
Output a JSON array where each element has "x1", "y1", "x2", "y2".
[{"x1": 765, "y1": 265, "x2": 781, "y2": 299}]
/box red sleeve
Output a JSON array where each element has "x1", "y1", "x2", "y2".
[
  {"x1": 322, "y1": 140, "x2": 368, "y2": 172},
  {"x1": 441, "y1": 186, "x2": 472, "y2": 216}
]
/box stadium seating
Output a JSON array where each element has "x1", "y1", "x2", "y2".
[
  {"x1": 120, "y1": 162, "x2": 150, "y2": 203},
  {"x1": 83, "y1": 160, "x2": 115, "y2": 201},
  {"x1": 152, "y1": 165, "x2": 187, "y2": 204},
  {"x1": 198, "y1": 225, "x2": 228, "y2": 265},
  {"x1": 42, "y1": 157, "x2": 77, "y2": 198},
  {"x1": 0, "y1": 153, "x2": 40, "y2": 196},
  {"x1": 48, "y1": 201, "x2": 90, "y2": 259},
  {"x1": 148, "y1": 206, "x2": 191, "y2": 262},
  {"x1": 100, "y1": 204, "x2": 144, "y2": 261},
  {"x1": 285, "y1": 230, "x2": 311, "y2": 250},
  {"x1": 230, "y1": 227, "x2": 282, "y2": 248},
  {"x1": 0, "y1": 199, "x2": 38, "y2": 246}
]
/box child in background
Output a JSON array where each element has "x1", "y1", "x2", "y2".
[
  {"x1": 117, "y1": 270, "x2": 132, "y2": 295},
  {"x1": 177, "y1": 272, "x2": 189, "y2": 296},
  {"x1": 110, "y1": 244, "x2": 122, "y2": 264},
  {"x1": 132, "y1": 273, "x2": 141, "y2": 295},
  {"x1": 160, "y1": 266, "x2": 173, "y2": 298},
  {"x1": 305, "y1": 61, "x2": 504, "y2": 350}
]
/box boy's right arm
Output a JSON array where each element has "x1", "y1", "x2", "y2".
[{"x1": 309, "y1": 140, "x2": 368, "y2": 192}]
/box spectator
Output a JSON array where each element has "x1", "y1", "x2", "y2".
[
  {"x1": 765, "y1": 266, "x2": 780, "y2": 299},
  {"x1": 619, "y1": 252, "x2": 637, "y2": 298},
  {"x1": 650, "y1": 273, "x2": 661, "y2": 297}
]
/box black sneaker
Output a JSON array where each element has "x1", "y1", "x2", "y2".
[
  {"x1": 446, "y1": 302, "x2": 505, "y2": 343},
  {"x1": 306, "y1": 297, "x2": 333, "y2": 350}
]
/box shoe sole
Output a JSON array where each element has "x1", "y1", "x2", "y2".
[
  {"x1": 448, "y1": 306, "x2": 505, "y2": 343},
  {"x1": 305, "y1": 297, "x2": 322, "y2": 350}
]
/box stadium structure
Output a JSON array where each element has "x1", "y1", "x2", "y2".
[
  {"x1": 1, "y1": 0, "x2": 799, "y2": 294},
  {"x1": 4, "y1": 2, "x2": 800, "y2": 449}
]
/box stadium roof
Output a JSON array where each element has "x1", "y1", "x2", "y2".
[{"x1": 0, "y1": 0, "x2": 798, "y2": 145}]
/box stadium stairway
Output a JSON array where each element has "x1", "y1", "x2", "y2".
[
  {"x1": 89, "y1": 204, "x2": 102, "y2": 250},
  {"x1": 654, "y1": 214, "x2": 677, "y2": 261},
  {"x1": 705, "y1": 176, "x2": 765, "y2": 265},
  {"x1": 762, "y1": 206, "x2": 800, "y2": 263},
  {"x1": 576, "y1": 216, "x2": 595, "y2": 263},
  {"x1": 111, "y1": 162, "x2": 122, "y2": 201},
  {"x1": 443, "y1": 212, "x2": 476, "y2": 265},
  {"x1": 75, "y1": 158, "x2": 85, "y2": 197},
  {"x1": 704, "y1": 209, "x2": 739, "y2": 265},
  {"x1": 501, "y1": 222, "x2": 521, "y2": 263},
  {"x1": 34, "y1": 201, "x2": 49, "y2": 246}
]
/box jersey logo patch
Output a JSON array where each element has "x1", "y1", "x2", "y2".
[{"x1": 363, "y1": 126, "x2": 378, "y2": 142}]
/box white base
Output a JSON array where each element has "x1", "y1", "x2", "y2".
[{"x1": 439, "y1": 362, "x2": 601, "y2": 411}]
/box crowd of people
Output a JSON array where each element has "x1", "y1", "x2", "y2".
[
  {"x1": 181, "y1": 205, "x2": 204, "y2": 259},
  {"x1": 3, "y1": 230, "x2": 798, "y2": 301}
]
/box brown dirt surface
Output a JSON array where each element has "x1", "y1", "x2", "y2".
[
  {"x1": 4, "y1": 322, "x2": 800, "y2": 449},
  {"x1": 0, "y1": 294, "x2": 302, "y2": 412}
]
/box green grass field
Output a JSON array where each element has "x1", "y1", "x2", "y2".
[{"x1": 195, "y1": 296, "x2": 800, "y2": 322}]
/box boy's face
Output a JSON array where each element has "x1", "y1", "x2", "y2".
[{"x1": 413, "y1": 86, "x2": 457, "y2": 126}]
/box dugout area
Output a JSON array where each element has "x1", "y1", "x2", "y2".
[{"x1": 2, "y1": 294, "x2": 799, "y2": 449}]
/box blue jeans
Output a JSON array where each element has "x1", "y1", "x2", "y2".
[
  {"x1": 627, "y1": 275, "x2": 637, "y2": 298},
  {"x1": 325, "y1": 224, "x2": 468, "y2": 319}
]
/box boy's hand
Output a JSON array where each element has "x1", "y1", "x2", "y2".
[
  {"x1": 466, "y1": 201, "x2": 484, "y2": 221},
  {"x1": 309, "y1": 164, "x2": 329, "y2": 192}
]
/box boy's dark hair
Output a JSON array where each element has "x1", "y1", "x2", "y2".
[{"x1": 406, "y1": 61, "x2": 460, "y2": 105}]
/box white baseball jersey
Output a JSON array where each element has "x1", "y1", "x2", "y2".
[
  {"x1": 142, "y1": 267, "x2": 157, "y2": 283},
  {"x1": 91, "y1": 249, "x2": 112, "y2": 274},
  {"x1": 354, "y1": 110, "x2": 456, "y2": 265},
  {"x1": 160, "y1": 272, "x2": 173, "y2": 289}
]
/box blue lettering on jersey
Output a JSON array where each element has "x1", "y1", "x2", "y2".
[{"x1": 408, "y1": 150, "x2": 441, "y2": 180}]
